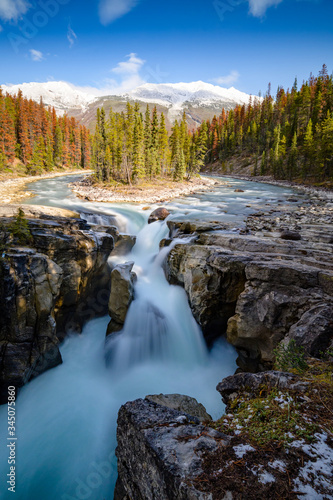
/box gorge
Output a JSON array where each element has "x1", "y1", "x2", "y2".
[{"x1": 0, "y1": 174, "x2": 332, "y2": 499}]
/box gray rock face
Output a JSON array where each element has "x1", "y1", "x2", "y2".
[
  {"x1": 107, "y1": 262, "x2": 136, "y2": 335},
  {"x1": 165, "y1": 216, "x2": 333, "y2": 369},
  {"x1": 145, "y1": 394, "x2": 212, "y2": 422},
  {"x1": 284, "y1": 304, "x2": 333, "y2": 356},
  {"x1": 0, "y1": 216, "x2": 115, "y2": 403},
  {"x1": 0, "y1": 251, "x2": 63, "y2": 402},
  {"x1": 115, "y1": 398, "x2": 229, "y2": 500},
  {"x1": 148, "y1": 207, "x2": 170, "y2": 224}
]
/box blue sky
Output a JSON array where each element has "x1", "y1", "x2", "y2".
[{"x1": 0, "y1": 0, "x2": 332, "y2": 96}]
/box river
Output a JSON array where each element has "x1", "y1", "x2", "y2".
[{"x1": 0, "y1": 174, "x2": 296, "y2": 500}]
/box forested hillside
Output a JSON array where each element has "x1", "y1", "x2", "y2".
[
  {"x1": 0, "y1": 88, "x2": 91, "y2": 174},
  {"x1": 201, "y1": 65, "x2": 333, "y2": 183}
]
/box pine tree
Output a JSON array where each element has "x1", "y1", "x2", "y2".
[
  {"x1": 132, "y1": 115, "x2": 145, "y2": 181},
  {"x1": 158, "y1": 112, "x2": 169, "y2": 175},
  {"x1": 287, "y1": 132, "x2": 298, "y2": 180},
  {"x1": 302, "y1": 119, "x2": 314, "y2": 178}
]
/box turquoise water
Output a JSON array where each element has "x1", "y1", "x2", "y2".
[{"x1": 0, "y1": 174, "x2": 296, "y2": 499}]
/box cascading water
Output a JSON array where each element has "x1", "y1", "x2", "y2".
[
  {"x1": 0, "y1": 174, "x2": 298, "y2": 500},
  {"x1": 106, "y1": 223, "x2": 208, "y2": 372}
]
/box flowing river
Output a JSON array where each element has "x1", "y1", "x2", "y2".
[{"x1": 0, "y1": 175, "x2": 296, "y2": 500}]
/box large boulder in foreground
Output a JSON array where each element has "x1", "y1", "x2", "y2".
[
  {"x1": 114, "y1": 398, "x2": 229, "y2": 500},
  {"x1": 107, "y1": 262, "x2": 136, "y2": 335},
  {"x1": 148, "y1": 207, "x2": 170, "y2": 224}
]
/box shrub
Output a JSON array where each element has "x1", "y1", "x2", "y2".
[
  {"x1": 8, "y1": 208, "x2": 33, "y2": 245},
  {"x1": 274, "y1": 340, "x2": 308, "y2": 374}
]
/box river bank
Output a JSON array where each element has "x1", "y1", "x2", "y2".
[
  {"x1": 0, "y1": 169, "x2": 92, "y2": 204},
  {"x1": 70, "y1": 175, "x2": 221, "y2": 203},
  {"x1": 211, "y1": 171, "x2": 333, "y2": 200}
]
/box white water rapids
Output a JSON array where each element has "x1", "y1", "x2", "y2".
[{"x1": 0, "y1": 175, "x2": 297, "y2": 499}]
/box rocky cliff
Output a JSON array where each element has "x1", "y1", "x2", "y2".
[
  {"x1": 0, "y1": 209, "x2": 129, "y2": 403},
  {"x1": 165, "y1": 197, "x2": 333, "y2": 371}
]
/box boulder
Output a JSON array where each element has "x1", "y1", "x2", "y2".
[
  {"x1": 280, "y1": 230, "x2": 302, "y2": 241},
  {"x1": 107, "y1": 262, "x2": 136, "y2": 334},
  {"x1": 115, "y1": 398, "x2": 229, "y2": 500},
  {"x1": 145, "y1": 394, "x2": 212, "y2": 422},
  {"x1": 148, "y1": 207, "x2": 170, "y2": 224},
  {"x1": 284, "y1": 303, "x2": 333, "y2": 356},
  {"x1": 0, "y1": 250, "x2": 63, "y2": 403}
]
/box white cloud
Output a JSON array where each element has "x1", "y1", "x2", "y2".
[
  {"x1": 71, "y1": 53, "x2": 147, "y2": 96},
  {"x1": 212, "y1": 70, "x2": 240, "y2": 86},
  {"x1": 67, "y1": 25, "x2": 77, "y2": 48},
  {"x1": 99, "y1": 0, "x2": 140, "y2": 25},
  {"x1": 248, "y1": 0, "x2": 283, "y2": 17},
  {"x1": 0, "y1": 0, "x2": 31, "y2": 21},
  {"x1": 112, "y1": 52, "x2": 145, "y2": 75},
  {"x1": 30, "y1": 49, "x2": 44, "y2": 62}
]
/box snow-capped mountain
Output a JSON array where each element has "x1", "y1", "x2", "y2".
[
  {"x1": 125, "y1": 81, "x2": 252, "y2": 107},
  {"x1": 1, "y1": 80, "x2": 258, "y2": 127},
  {"x1": 123, "y1": 81, "x2": 255, "y2": 123},
  {"x1": 1, "y1": 81, "x2": 97, "y2": 114}
]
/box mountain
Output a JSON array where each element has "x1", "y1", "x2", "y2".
[
  {"x1": 1, "y1": 80, "x2": 258, "y2": 130},
  {"x1": 1, "y1": 81, "x2": 96, "y2": 114}
]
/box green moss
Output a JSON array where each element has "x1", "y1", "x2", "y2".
[{"x1": 211, "y1": 388, "x2": 319, "y2": 447}]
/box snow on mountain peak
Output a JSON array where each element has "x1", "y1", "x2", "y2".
[
  {"x1": 124, "y1": 81, "x2": 254, "y2": 107},
  {"x1": 1, "y1": 80, "x2": 259, "y2": 122},
  {"x1": 1, "y1": 81, "x2": 97, "y2": 114}
]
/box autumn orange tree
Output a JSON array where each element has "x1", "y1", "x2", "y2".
[{"x1": 0, "y1": 88, "x2": 92, "y2": 173}]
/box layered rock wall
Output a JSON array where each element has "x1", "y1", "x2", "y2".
[
  {"x1": 165, "y1": 215, "x2": 333, "y2": 370},
  {"x1": 0, "y1": 215, "x2": 116, "y2": 402}
]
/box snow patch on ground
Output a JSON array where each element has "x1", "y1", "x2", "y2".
[
  {"x1": 291, "y1": 432, "x2": 333, "y2": 498},
  {"x1": 234, "y1": 444, "x2": 255, "y2": 458}
]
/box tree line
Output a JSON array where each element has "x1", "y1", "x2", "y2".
[
  {"x1": 0, "y1": 88, "x2": 91, "y2": 174},
  {"x1": 2, "y1": 65, "x2": 332, "y2": 185},
  {"x1": 92, "y1": 103, "x2": 208, "y2": 183},
  {"x1": 200, "y1": 65, "x2": 333, "y2": 182}
]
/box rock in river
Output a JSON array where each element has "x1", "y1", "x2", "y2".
[
  {"x1": 107, "y1": 262, "x2": 137, "y2": 335},
  {"x1": 148, "y1": 207, "x2": 170, "y2": 224}
]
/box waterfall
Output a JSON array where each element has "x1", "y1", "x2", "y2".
[
  {"x1": 0, "y1": 211, "x2": 237, "y2": 500},
  {"x1": 0, "y1": 173, "x2": 294, "y2": 500},
  {"x1": 106, "y1": 222, "x2": 207, "y2": 372}
]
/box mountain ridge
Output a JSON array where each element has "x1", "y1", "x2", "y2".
[{"x1": 1, "y1": 80, "x2": 259, "y2": 129}]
